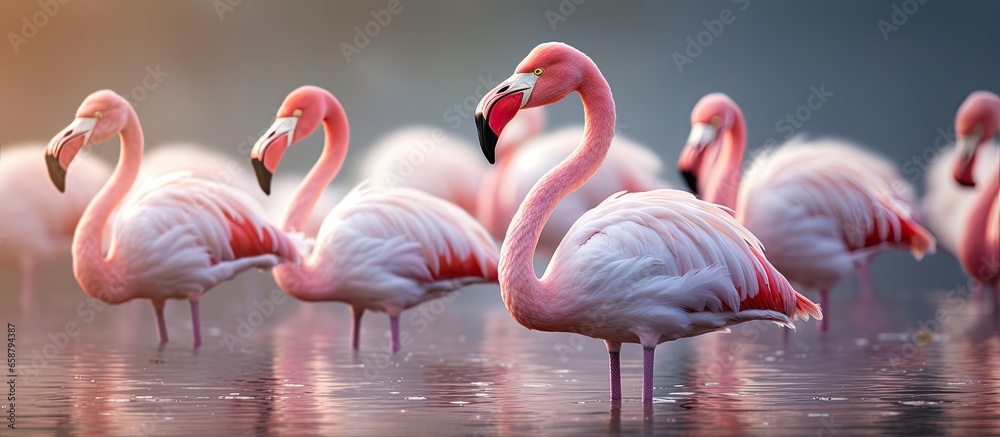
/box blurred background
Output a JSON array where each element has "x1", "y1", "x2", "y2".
[{"x1": 1, "y1": 0, "x2": 998, "y2": 289}]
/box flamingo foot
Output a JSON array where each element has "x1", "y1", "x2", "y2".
[
  {"x1": 605, "y1": 340, "x2": 622, "y2": 401},
  {"x1": 153, "y1": 300, "x2": 168, "y2": 344},
  {"x1": 389, "y1": 315, "x2": 401, "y2": 354},
  {"x1": 642, "y1": 346, "x2": 656, "y2": 403},
  {"x1": 351, "y1": 305, "x2": 365, "y2": 351},
  {"x1": 190, "y1": 300, "x2": 202, "y2": 348}
]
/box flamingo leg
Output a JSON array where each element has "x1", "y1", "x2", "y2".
[
  {"x1": 190, "y1": 300, "x2": 202, "y2": 348},
  {"x1": 389, "y1": 315, "x2": 401, "y2": 353},
  {"x1": 350, "y1": 305, "x2": 365, "y2": 351},
  {"x1": 819, "y1": 289, "x2": 830, "y2": 332},
  {"x1": 605, "y1": 340, "x2": 622, "y2": 401},
  {"x1": 152, "y1": 300, "x2": 168, "y2": 344},
  {"x1": 642, "y1": 346, "x2": 656, "y2": 403}
]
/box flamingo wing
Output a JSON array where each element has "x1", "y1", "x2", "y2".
[
  {"x1": 738, "y1": 143, "x2": 935, "y2": 269},
  {"x1": 544, "y1": 189, "x2": 819, "y2": 342},
  {"x1": 311, "y1": 184, "x2": 499, "y2": 297},
  {"x1": 107, "y1": 173, "x2": 299, "y2": 294}
]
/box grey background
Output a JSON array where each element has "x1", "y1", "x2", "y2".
[{"x1": 1, "y1": 0, "x2": 997, "y2": 291}]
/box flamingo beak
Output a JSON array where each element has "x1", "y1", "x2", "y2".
[
  {"x1": 45, "y1": 117, "x2": 98, "y2": 193},
  {"x1": 475, "y1": 72, "x2": 538, "y2": 164},
  {"x1": 678, "y1": 123, "x2": 718, "y2": 194},
  {"x1": 250, "y1": 116, "x2": 298, "y2": 195},
  {"x1": 953, "y1": 134, "x2": 981, "y2": 187}
]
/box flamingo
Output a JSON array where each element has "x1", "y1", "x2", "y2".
[
  {"x1": 0, "y1": 144, "x2": 110, "y2": 300},
  {"x1": 359, "y1": 108, "x2": 547, "y2": 220},
  {"x1": 677, "y1": 93, "x2": 934, "y2": 330},
  {"x1": 474, "y1": 42, "x2": 821, "y2": 404},
  {"x1": 477, "y1": 126, "x2": 667, "y2": 253},
  {"x1": 44, "y1": 90, "x2": 301, "y2": 347},
  {"x1": 949, "y1": 91, "x2": 1000, "y2": 304},
  {"x1": 249, "y1": 85, "x2": 499, "y2": 353}
]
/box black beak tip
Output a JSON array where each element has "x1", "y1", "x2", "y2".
[
  {"x1": 475, "y1": 112, "x2": 498, "y2": 165},
  {"x1": 251, "y1": 158, "x2": 273, "y2": 195},
  {"x1": 680, "y1": 170, "x2": 698, "y2": 195},
  {"x1": 45, "y1": 153, "x2": 67, "y2": 193}
]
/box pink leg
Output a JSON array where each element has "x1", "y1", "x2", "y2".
[
  {"x1": 190, "y1": 300, "x2": 202, "y2": 348},
  {"x1": 605, "y1": 340, "x2": 622, "y2": 401},
  {"x1": 642, "y1": 346, "x2": 655, "y2": 403},
  {"x1": 390, "y1": 315, "x2": 401, "y2": 353},
  {"x1": 857, "y1": 262, "x2": 874, "y2": 301},
  {"x1": 819, "y1": 289, "x2": 830, "y2": 332},
  {"x1": 152, "y1": 300, "x2": 168, "y2": 344},
  {"x1": 350, "y1": 305, "x2": 365, "y2": 351}
]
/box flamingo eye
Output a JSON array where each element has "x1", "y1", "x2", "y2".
[
  {"x1": 292, "y1": 109, "x2": 303, "y2": 117},
  {"x1": 709, "y1": 116, "x2": 722, "y2": 128},
  {"x1": 94, "y1": 111, "x2": 103, "y2": 119},
  {"x1": 533, "y1": 68, "x2": 544, "y2": 76}
]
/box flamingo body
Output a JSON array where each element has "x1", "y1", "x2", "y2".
[{"x1": 0, "y1": 144, "x2": 109, "y2": 298}]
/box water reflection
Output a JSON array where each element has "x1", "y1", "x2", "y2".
[{"x1": 2, "y1": 278, "x2": 999, "y2": 435}]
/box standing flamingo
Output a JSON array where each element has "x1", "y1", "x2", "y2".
[
  {"x1": 677, "y1": 93, "x2": 934, "y2": 330},
  {"x1": 949, "y1": 91, "x2": 1000, "y2": 304},
  {"x1": 0, "y1": 144, "x2": 109, "y2": 300},
  {"x1": 44, "y1": 90, "x2": 300, "y2": 347},
  {"x1": 474, "y1": 42, "x2": 821, "y2": 403},
  {"x1": 249, "y1": 85, "x2": 499, "y2": 353}
]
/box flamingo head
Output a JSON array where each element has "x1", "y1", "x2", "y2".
[
  {"x1": 678, "y1": 93, "x2": 740, "y2": 195},
  {"x1": 476, "y1": 42, "x2": 589, "y2": 164},
  {"x1": 46, "y1": 90, "x2": 132, "y2": 192},
  {"x1": 251, "y1": 86, "x2": 335, "y2": 195},
  {"x1": 953, "y1": 90, "x2": 1000, "y2": 187}
]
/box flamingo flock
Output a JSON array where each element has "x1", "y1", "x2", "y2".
[{"x1": 2, "y1": 41, "x2": 995, "y2": 405}]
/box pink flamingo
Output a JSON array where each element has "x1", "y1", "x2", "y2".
[
  {"x1": 359, "y1": 126, "x2": 489, "y2": 215},
  {"x1": 477, "y1": 124, "x2": 668, "y2": 253},
  {"x1": 677, "y1": 93, "x2": 934, "y2": 330},
  {"x1": 0, "y1": 144, "x2": 109, "y2": 300},
  {"x1": 44, "y1": 90, "x2": 301, "y2": 347},
  {"x1": 249, "y1": 85, "x2": 499, "y2": 353},
  {"x1": 950, "y1": 91, "x2": 1000, "y2": 304},
  {"x1": 474, "y1": 42, "x2": 821, "y2": 403},
  {"x1": 360, "y1": 108, "x2": 547, "y2": 220}
]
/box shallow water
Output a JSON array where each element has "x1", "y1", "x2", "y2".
[{"x1": 2, "y1": 266, "x2": 999, "y2": 436}]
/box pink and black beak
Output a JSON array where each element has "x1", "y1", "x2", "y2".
[
  {"x1": 250, "y1": 116, "x2": 299, "y2": 195},
  {"x1": 677, "y1": 122, "x2": 719, "y2": 195},
  {"x1": 953, "y1": 133, "x2": 983, "y2": 187},
  {"x1": 475, "y1": 72, "x2": 538, "y2": 164},
  {"x1": 45, "y1": 117, "x2": 98, "y2": 193}
]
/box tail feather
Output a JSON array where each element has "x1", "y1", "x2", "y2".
[{"x1": 793, "y1": 292, "x2": 823, "y2": 321}]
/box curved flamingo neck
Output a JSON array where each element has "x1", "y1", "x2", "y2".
[
  {"x1": 701, "y1": 111, "x2": 745, "y2": 210},
  {"x1": 74, "y1": 110, "x2": 143, "y2": 304},
  {"x1": 275, "y1": 93, "x2": 349, "y2": 298},
  {"x1": 502, "y1": 63, "x2": 615, "y2": 330},
  {"x1": 960, "y1": 170, "x2": 1000, "y2": 283}
]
